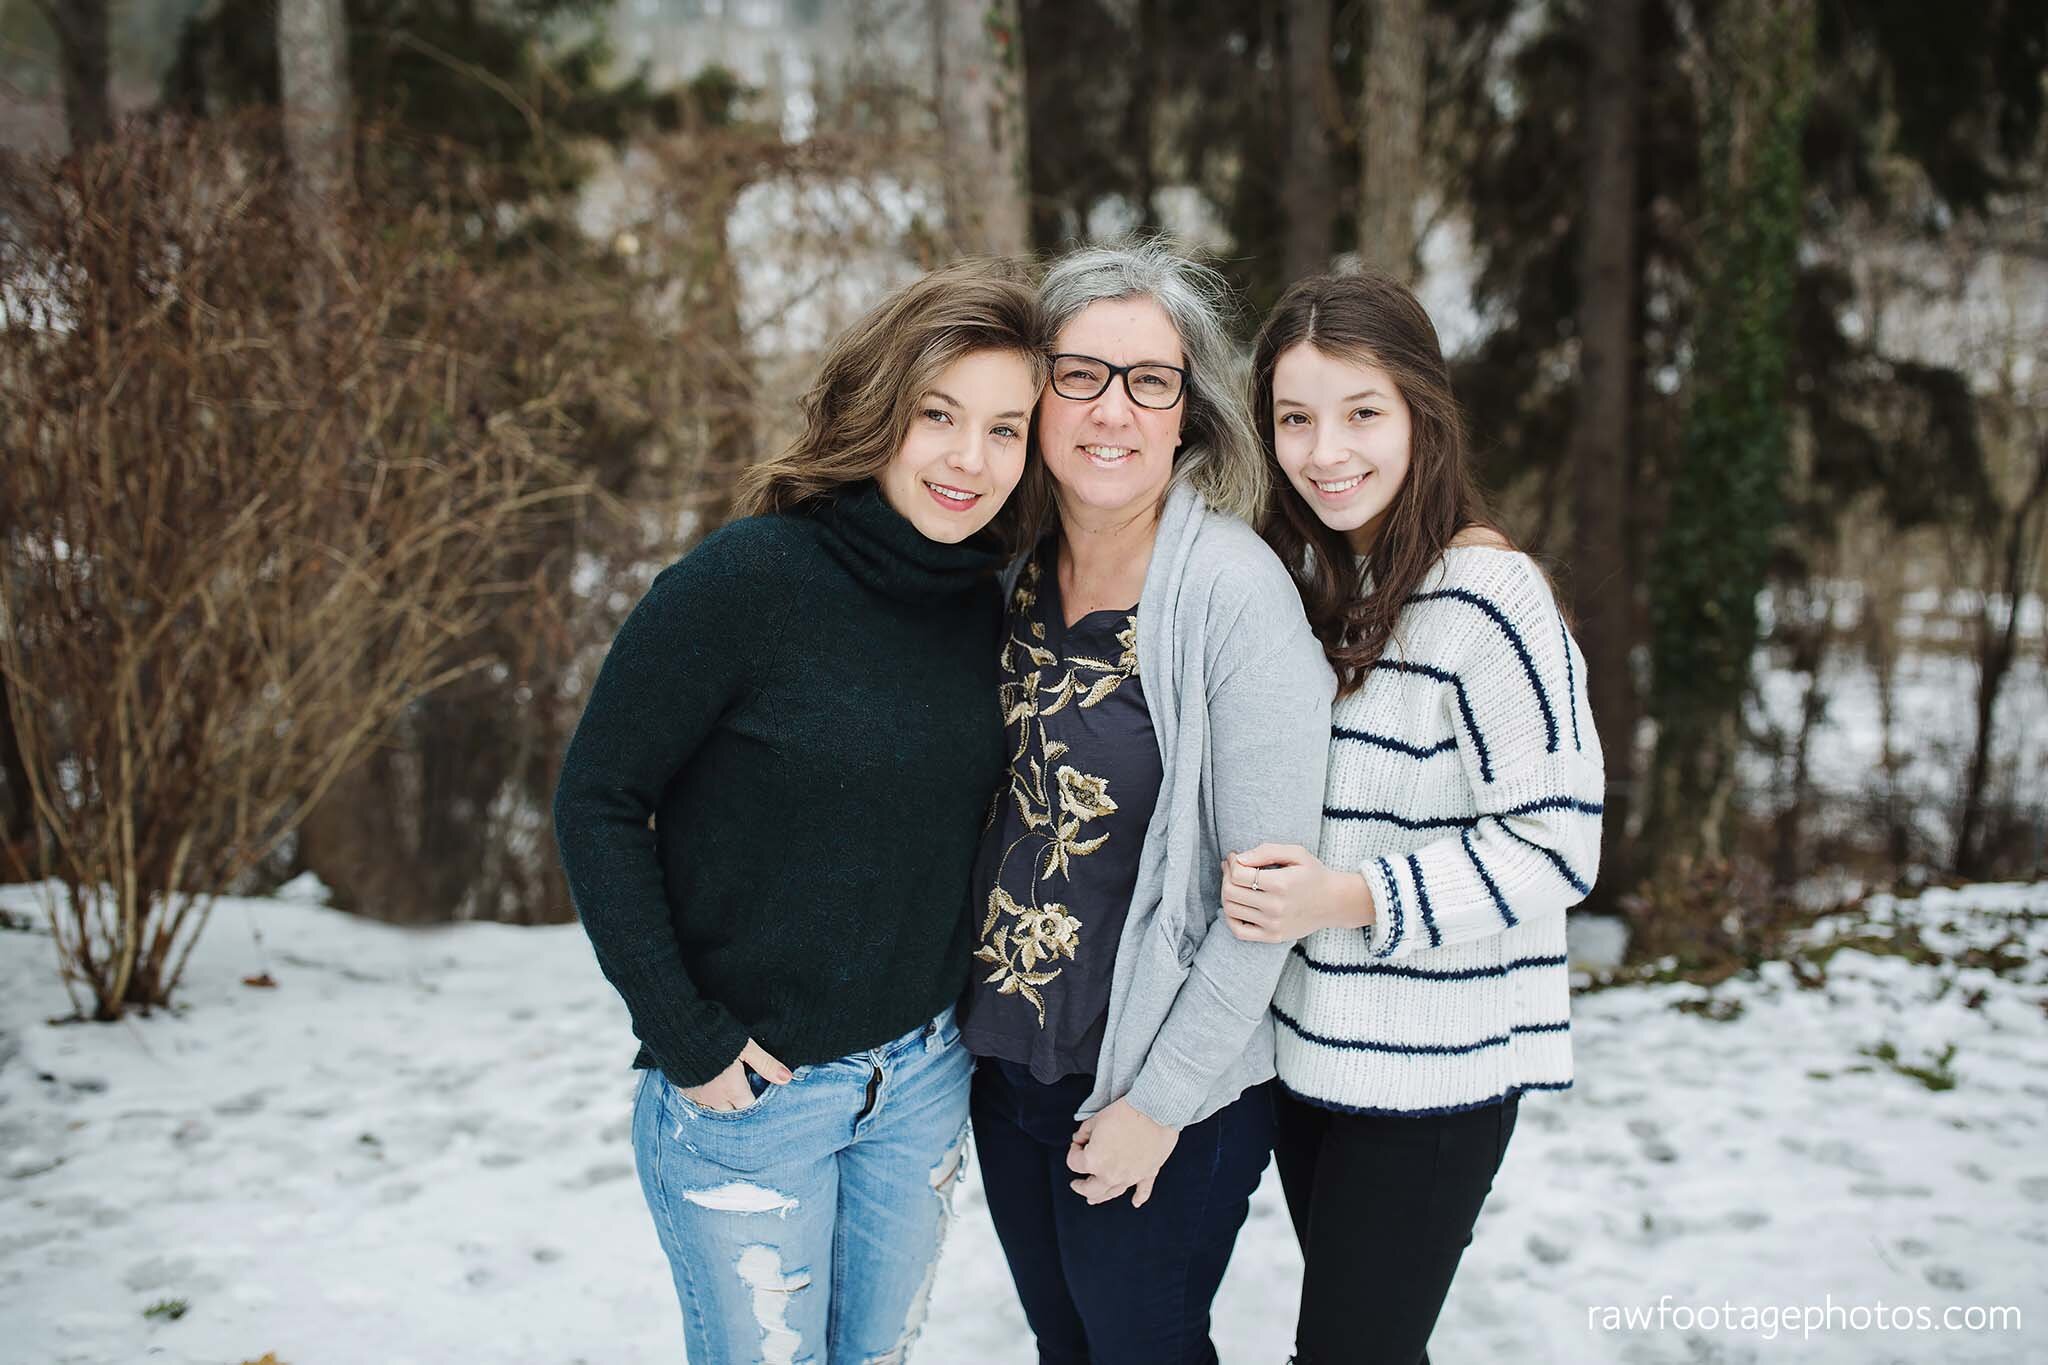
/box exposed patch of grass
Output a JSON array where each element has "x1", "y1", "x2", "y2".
[
  {"x1": 1673, "y1": 996, "x2": 1746, "y2": 1022},
  {"x1": 143, "y1": 1298, "x2": 189, "y2": 1322},
  {"x1": 1859, "y1": 1040, "x2": 1959, "y2": 1092},
  {"x1": 1952, "y1": 935, "x2": 2033, "y2": 978}
]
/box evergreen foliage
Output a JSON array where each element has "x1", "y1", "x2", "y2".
[{"x1": 1644, "y1": 0, "x2": 1816, "y2": 860}]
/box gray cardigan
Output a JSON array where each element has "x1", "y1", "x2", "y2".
[{"x1": 1015, "y1": 481, "x2": 1334, "y2": 1129}]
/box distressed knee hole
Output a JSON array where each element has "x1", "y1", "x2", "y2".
[
  {"x1": 682, "y1": 1181, "x2": 799, "y2": 1216},
  {"x1": 735, "y1": 1244, "x2": 811, "y2": 1365}
]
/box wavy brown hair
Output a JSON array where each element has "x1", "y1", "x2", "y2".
[
  {"x1": 734, "y1": 259, "x2": 1052, "y2": 548},
  {"x1": 1252, "y1": 272, "x2": 1509, "y2": 696}
]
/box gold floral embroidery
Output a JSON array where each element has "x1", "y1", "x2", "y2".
[{"x1": 975, "y1": 557, "x2": 1140, "y2": 1027}]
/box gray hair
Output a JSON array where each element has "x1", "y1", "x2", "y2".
[{"x1": 1036, "y1": 237, "x2": 1268, "y2": 524}]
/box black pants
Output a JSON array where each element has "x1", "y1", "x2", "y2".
[
  {"x1": 1273, "y1": 1089, "x2": 1519, "y2": 1365},
  {"x1": 971, "y1": 1058, "x2": 1275, "y2": 1365}
]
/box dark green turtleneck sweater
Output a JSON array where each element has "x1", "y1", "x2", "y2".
[{"x1": 553, "y1": 483, "x2": 1009, "y2": 1086}]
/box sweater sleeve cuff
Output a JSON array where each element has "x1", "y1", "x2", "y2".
[
  {"x1": 1122, "y1": 1046, "x2": 1209, "y2": 1130},
  {"x1": 651, "y1": 1005, "x2": 751, "y2": 1088},
  {"x1": 1361, "y1": 858, "x2": 1406, "y2": 960}
]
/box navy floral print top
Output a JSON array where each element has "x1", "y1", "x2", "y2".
[{"x1": 959, "y1": 542, "x2": 1165, "y2": 1081}]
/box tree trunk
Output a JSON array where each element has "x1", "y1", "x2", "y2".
[
  {"x1": 1357, "y1": 0, "x2": 1425, "y2": 278},
  {"x1": 0, "y1": 677, "x2": 34, "y2": 876},
  {"x1": 1954, "y1": 443, "x2": 2048, "y2": 876},
  {"x1": 1282, "y1": 0, "x2": 1335, "y2": 280},
  {"x1": 1123, "y1": 0, "x2": 1160, "y2": 233},
  {"x1": 1769, "y1": 588, "x2": 1830, "y2": 889},
  {"x1": 1567, "y1": 0, "x2": 1642, "y2": 899},
  {"x1": 35, "y1": 0, "x2": 112, "y2": 151},
  {"x1": 932, "y1": 0, "x2": 1031, "y2": 257},
  {"x1": 277, "y1": 0, "x2": 354, "y2": 231}
]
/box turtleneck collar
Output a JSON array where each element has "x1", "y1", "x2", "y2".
[{"x1": 812, "y1": 480, "x2": 1009, "y2": 602}]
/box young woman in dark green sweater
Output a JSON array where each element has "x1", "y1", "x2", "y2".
[{"x1": 553, "y1": 262, "x2": 1049, "y2": 1365}]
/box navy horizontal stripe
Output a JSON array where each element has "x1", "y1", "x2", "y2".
[
  {"x1": 1275, "y1": 1003, "x2": 1568, "y2": 1056},
  {"x1": 1409, "y1": 586, "x2": 1559, "y2": 753},
  {"x1": 1333, "y1": 726, "x2": 1457, "y2": 760},
  {"x1": 1502, "y1": 795, "x2": 1604, "y2": 818},
  {"x1": 1408, "y1": 852, "x2": 1442, "y2": 948},
  {"x1": 1369, "y1": 659, "x2": 1494, "y2": 781},
  {"x1": 1462, "y1": 827, "x2": 1518, "y2": 928},
  {"x1": 1491, "y1": 816, "x2": 1591, "y2": 896},
  {"x1": 1324, "y1": 808, "x2": 1476, "y2": 831},
  {"x1": 1326, "y1": 796, "x2": 1597, "y2": 831},
  {"x1": 1278, "y1": 1076, "x2": 1573, "y2": 1119},
  {"x1": 1275, "y1": 1003, "x2": 1507, "y2": 1055},
  {"x1": 1375, "y1": 857, "x2": 1405, "y2": 958},
  {"x1": 1290, "y1": 945, "x2": 1569, "y2": 981},
  {"x1": 1559, "y1": 615, "x2": 1582, "y2": 752}
]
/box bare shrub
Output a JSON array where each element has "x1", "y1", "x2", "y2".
[
  {"x1": 0, "y1": 117, "x2": 590, "y2": 1016},
  {"x1": 1615, "y1": 855, "x2": 1821, "y2": 983}
]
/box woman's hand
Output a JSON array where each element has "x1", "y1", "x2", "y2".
[
  {"x1": 1220, "y1": 843, "x2": 1375, "y2": 943},
  {"x1": 680, "y1": 1039, "x2": 794, "y2": 1111},
  {"x1": 1067, "y1": 1099, "x2": 1179, "y2": 1207}
]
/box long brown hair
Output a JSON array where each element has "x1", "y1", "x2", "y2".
[
  {"x1": 1251, "y1": 271, "x2": 1509, "y2": 695},
  {"x1": 735, "y1": 259, "x2": 1051, "y2": 548}
]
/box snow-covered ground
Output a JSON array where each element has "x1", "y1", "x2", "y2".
[{"x1": 2, "y1": 880, "x2": 2044, "y2": 1364}]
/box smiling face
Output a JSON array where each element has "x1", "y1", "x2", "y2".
[
  {"x1": 1271, "y1": 342, "x2": 1415, "y2": 554},
  {"x1": 877, "y1": 349, "x2": 1040, "y2": 543},
  {"x1": 1036, "y1": 297, "x2": 1186, "y2": 525}
]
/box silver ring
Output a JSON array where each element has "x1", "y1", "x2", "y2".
[{"x1": 1250, "y1": 867, "x2": 1262, "y2": 893}]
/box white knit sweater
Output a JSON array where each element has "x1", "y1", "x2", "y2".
[{"x1": 1272, "y1": 546, "x2": 1604, "y2": 1116}]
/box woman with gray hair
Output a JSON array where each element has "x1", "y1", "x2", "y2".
[{"x1": 957, "y1": 238, "x2": 1334, "y2": 1363}]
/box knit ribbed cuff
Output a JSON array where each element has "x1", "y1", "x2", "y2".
[
  {"x1": 1362, "y1": 858, "x2": 1405, "y2": 959},
  {"x1": 653, "y1": 1004, "x2": 751, "y2": 1089},
  {"x1": 1122, "y1": 1045, "x2": 1208, "y2": 1130}
]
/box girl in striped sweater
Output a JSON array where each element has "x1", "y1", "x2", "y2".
[{"x1": 1219, "y1": 272, "x2": 1605, "y2": 1365}]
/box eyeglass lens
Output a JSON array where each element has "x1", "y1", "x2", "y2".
[{"x1": 1051, "y1": 355, "x2": 1185, "y2": 409}]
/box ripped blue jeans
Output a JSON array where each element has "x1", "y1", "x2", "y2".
[{"x1": 630, "y1": 1006, "x2": 972, "y2": 1365}]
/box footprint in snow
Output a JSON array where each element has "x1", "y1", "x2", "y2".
[
  {"x1": 1626, "y1": 1119, "x2": 1679, "y2": 1163},
  {"x1": 1545, "y1": 1146, "x2": 1629, "y2": 1168},
  {"x1": 567, "y1": 1160, "x2": 634, "y2": 1188},
  {"x1": 2016, "y1": 1175, "x2": 2048, "y2": 1203},
  {"x1": 123, "y1": 1255, "x2": 220, "y2": 1296},
  {"x1": 1781, "y1": 1136, "x2": 1879, "y2": 1173},
  {"x1": 1923, "y1": 1265, "x2": 1969, "y2": 1290}
]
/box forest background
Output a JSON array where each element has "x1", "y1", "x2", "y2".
[{"x1": 0, "y1": 0, "x2": 2042, "y2": 1017}]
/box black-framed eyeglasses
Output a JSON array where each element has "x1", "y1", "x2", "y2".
[{"x1": 1049, "y1": 353, "x2": 1189, "y2": 410}]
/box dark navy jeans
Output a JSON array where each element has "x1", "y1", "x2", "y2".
[{"x1": 970, "y1": 1058, "x2": 1274, "y2": 1365}]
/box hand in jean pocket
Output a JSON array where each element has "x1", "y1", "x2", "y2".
[{"x1": 679, "y1": 1038, "x2": 792, "y2": 1112}]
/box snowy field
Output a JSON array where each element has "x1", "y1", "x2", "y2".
[{"x1": 2, "y1": 879, "x2": 2045, "y2": 1364}]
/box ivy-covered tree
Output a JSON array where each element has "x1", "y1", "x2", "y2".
[{"x1": 1643, "y1": 0, "x2": 1816, "y2": 864}]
